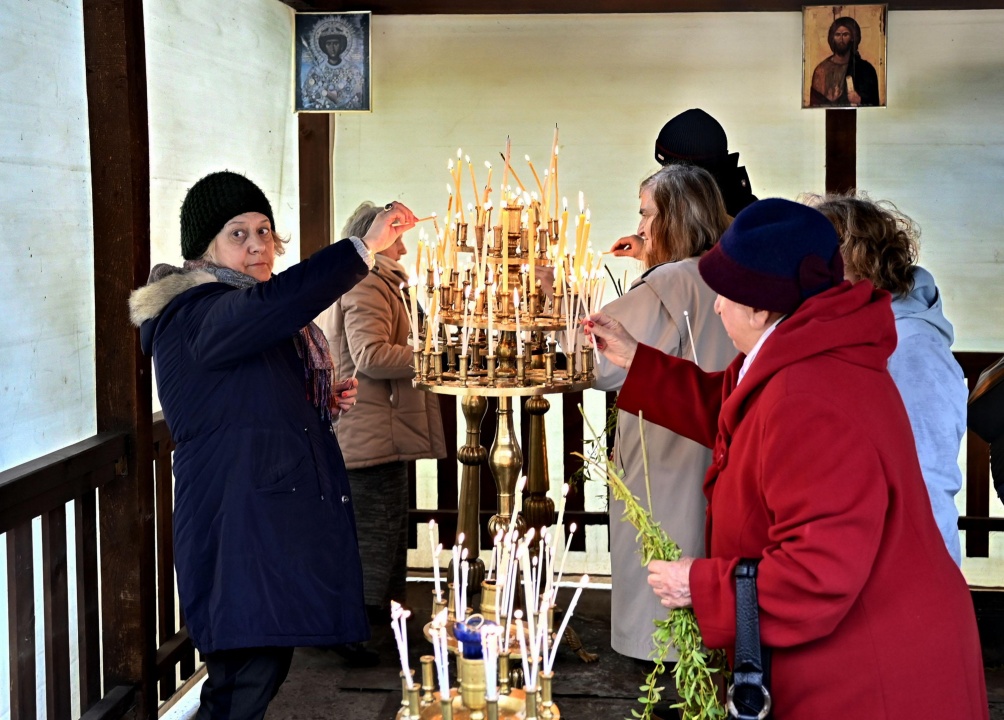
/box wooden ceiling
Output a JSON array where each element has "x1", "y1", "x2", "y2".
[{"x1": 279, "y1": 0, "x2": 1004, "y2": 14}]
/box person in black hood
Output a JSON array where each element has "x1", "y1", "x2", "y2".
[{"x1": 610, "y1": 109, "x2": 757, "y2": 258}]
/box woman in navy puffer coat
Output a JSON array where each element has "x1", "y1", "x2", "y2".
[{"x1": 129, "y1": 171, "x2": 416, "y2": 720}]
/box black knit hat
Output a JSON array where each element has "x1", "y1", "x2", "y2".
[
  {"x1": 180, "y1": 171, "x2": 275, "y2": 260},
  {"x1": 655, "y1": 109, "x2": 729, "y2": 166},
  {"x1": 698, "y1": 199, "x2": 844, "y2": 315}
]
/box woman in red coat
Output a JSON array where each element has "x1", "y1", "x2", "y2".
[{"x1": 585, "y1": 198, "x2": 987, "y2": 720}]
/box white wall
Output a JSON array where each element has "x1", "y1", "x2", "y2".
[
  {"x1": 333, "y1": 11, "x2": 1004, "y2": 578},
  {"x1": 334, "y1": 11, "x2": 1004, "y2": 350},
  {"x1": 144, "y1": 0, "x2": 300, "y2": 412},
  {"x1": 0, "y1": 0, "x2": 96, "y2": 473},
  {"x1": 146, "y1": 0, "x2": 300, "y2": 275}
]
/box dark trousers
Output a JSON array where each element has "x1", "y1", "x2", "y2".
[
  {"x1": 347, "y1": 461, "x2": 409, "y2": 609},
  {"x1": 196, "y1": 647, "x2": 295, "y2": 720}
]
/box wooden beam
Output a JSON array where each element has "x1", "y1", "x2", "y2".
[
  {"x1": 82, "y1": 0, "x2": 157, "y2": 716},
  {"x1": 825, "y1": 110, "x2": 856, "y2": 194},
  {"x1": 279, "y1": 0, "x2": 1004, "y2": 14},
  {"x1": 298, "y1": 114, "x2": 334, "y2": 258}
]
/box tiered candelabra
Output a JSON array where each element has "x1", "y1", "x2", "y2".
[{"x1": 391, "y1": 134, "x2": 604, "y2": 719}]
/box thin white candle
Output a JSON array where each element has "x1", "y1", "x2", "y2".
[
  {"x1": 433, "y1": 542, "x2": 443, "y2": 603},
  {"x1": 481, "y1": 626, "x2": 500, "y2": 701},
  {"x1": 390, "y1": 601, "x2": 414, "y2": 688},
  {"x1": 518, "y1": 543, "x2": 537, "y2": 663},
  {"x1": 683, "y1": 309, "x2": 700, "y2": 367},
  {"x1": 553, "y1": 523, "x2": 576, "y2": 601},
  {"x1": 487, "y1": 529, "x2": 503, "y2": 582},
  {"x1": 514, "y1": 475, "x2": 527, "y2": 518},
  {"x1": 546, "y1": 575, "x2": 590, "y2": 672},
  {"x1": 553, "y1": 482, "x2": 569, "y2": 549},
  {"x1": 514, "y1": 610, "x2": 531, "y2": 690},
  {"x1": 460, "y1": 552, "x2": 470, "y2": 618}
]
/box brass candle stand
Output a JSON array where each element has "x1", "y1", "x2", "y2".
[{"x1": 416, "y1": 201, "x2": 596, "y2": 601}]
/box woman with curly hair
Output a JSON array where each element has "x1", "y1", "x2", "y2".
[{"x1": 812, "y1": 193, "x2": 967, "y2": 565}]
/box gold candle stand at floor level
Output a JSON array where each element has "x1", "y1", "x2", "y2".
[{"x1": 395, "y1": 688, "x2": 560, "y2": 720}]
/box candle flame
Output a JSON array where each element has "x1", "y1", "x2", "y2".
[
  {"x1": 465, "y1": 154, "x2": 471, "y2": 163},
  {"x1": 485, "y1": 160, "x2": 492, "y2": 170},
  {"x1": 578, "y1": 191, "x2": 584, "y2": 213},
  {"x1": 457, "y1": 147, "x2": 463, "y2": 158},
  {"x1": 570, "y1": 522, "x2": 577, "y2": 532},
  {"x1": 524, "y1": 154, "x2": 531, "y2": 162},
  {"x1": 562, "y1": 196, "x2": 568, "y2": 211},
  {"x1": 448, "y1": 159, "x2": 454, "y2": 170}
]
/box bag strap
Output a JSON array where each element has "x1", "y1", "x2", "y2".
[{"x1": 727, "y1": 559, "x2": 772, "y2": 720}]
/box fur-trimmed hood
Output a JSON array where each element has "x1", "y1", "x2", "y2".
[{"x1": 128, "y1": 266, "x2": 217, "y2": 327}]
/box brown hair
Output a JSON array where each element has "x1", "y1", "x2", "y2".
[
  {"x1": 640, "y1": 164, "x2": 731, "y2": 267},
  {"x1": 809, "y1": 193, "x2": 919, "y2": 296}
]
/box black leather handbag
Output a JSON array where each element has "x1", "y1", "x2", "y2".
[{"x1": 727, "y1": 559, "x2": 772, "y2": 720}]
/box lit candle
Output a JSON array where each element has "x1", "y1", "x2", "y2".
[
  {"x1": 513, "y1": 288, "x2": 523, "y2": 356},
  {"x1": 525, "y1": 154, "x2": 545, "y2": 199},
  {"x1": 483, "y1": 161, "x2": 493, "y2": 205},
  {"x1": 502, "y1": 215, "x2": 509, "y2": 296},
  {"x1": 467, "y1": 155, "x2": 480, "y2": 212},
  {"x1": 554, "y1": 482, "x2": 569, "y2": 546},
  {"x1": 487, "y1": 283, "x2": 496, "y2": 357},
  {"x1": 433, "y1": 542, "x2": 443, "y2": 603},
  {"x1": 551, "y1": 126, "x2": 560, "y2": 214},
  {"x1": 455, "y1": 149, "x2": 465, "y2": 225},
  {"x1": 409, "y1": 279, "x2": 420, "y2": 352},
  {"x1": 461, "y1": 285, "x2": 472, "y2": 357},
  {"x1": 559, "y1": 197, "x2": 568, "y2": 260}
]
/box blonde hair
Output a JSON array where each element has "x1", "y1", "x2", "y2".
[
  {"x1": 809, "y1": 193, "x2": 919, "y2": 297},
  {"x1": 640, "y1": 164, "x2": 731, "y2": 267}
]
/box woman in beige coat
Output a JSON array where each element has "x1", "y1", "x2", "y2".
[
  {"x1": 317, "y1": 202, "x2": 447, "y2": 621},
  {"x1": 593, "y1": 165, "x2": 736, "y2": 667}
]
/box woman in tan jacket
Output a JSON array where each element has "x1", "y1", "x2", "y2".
[{"x1": 316, "y1": 202, "x2": 447, "y2": 622}]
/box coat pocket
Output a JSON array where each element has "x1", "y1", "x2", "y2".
[{"x1": 248, "y1": 428, "x2": 311, "y2": 494}]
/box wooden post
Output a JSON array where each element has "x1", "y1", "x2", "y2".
[
  {"x1": 825, "y1": 109, "x2": 856, "y2": 194},
  {"x1": 298, "y1": 113, "x2": 334, "y2": 258},
  {"x1": 82, "y1": 0, "x2": 157, "y2": 716}
]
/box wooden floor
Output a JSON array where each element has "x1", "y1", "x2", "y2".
[{"x1": 260, "y1": 579, "x2": 1004, "y2": 720}]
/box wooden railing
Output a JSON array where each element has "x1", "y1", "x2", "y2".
[
  {"x1": 1, "y1": 413, "x2": 198, "y2": 720},
  {"x1": 955, "y1": 352, "x2": 1004, "y2": 557},
  {"x1": 1, "y1": 432, "x2": 128, "y2": 720},
  {"x1": 3, "y1": 352, "x2": 1000, "y2": 719}
]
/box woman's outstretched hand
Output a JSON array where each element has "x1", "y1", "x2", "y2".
[
  {"x1": 582, "y1": 312, "x2": 639, "y2": 370},
  {"x1": 608, "y1": 234, "x2": 645, "y2": 259},
  {"x1": 361, "y1": 201, "x2": 417, "y2": 254}
]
